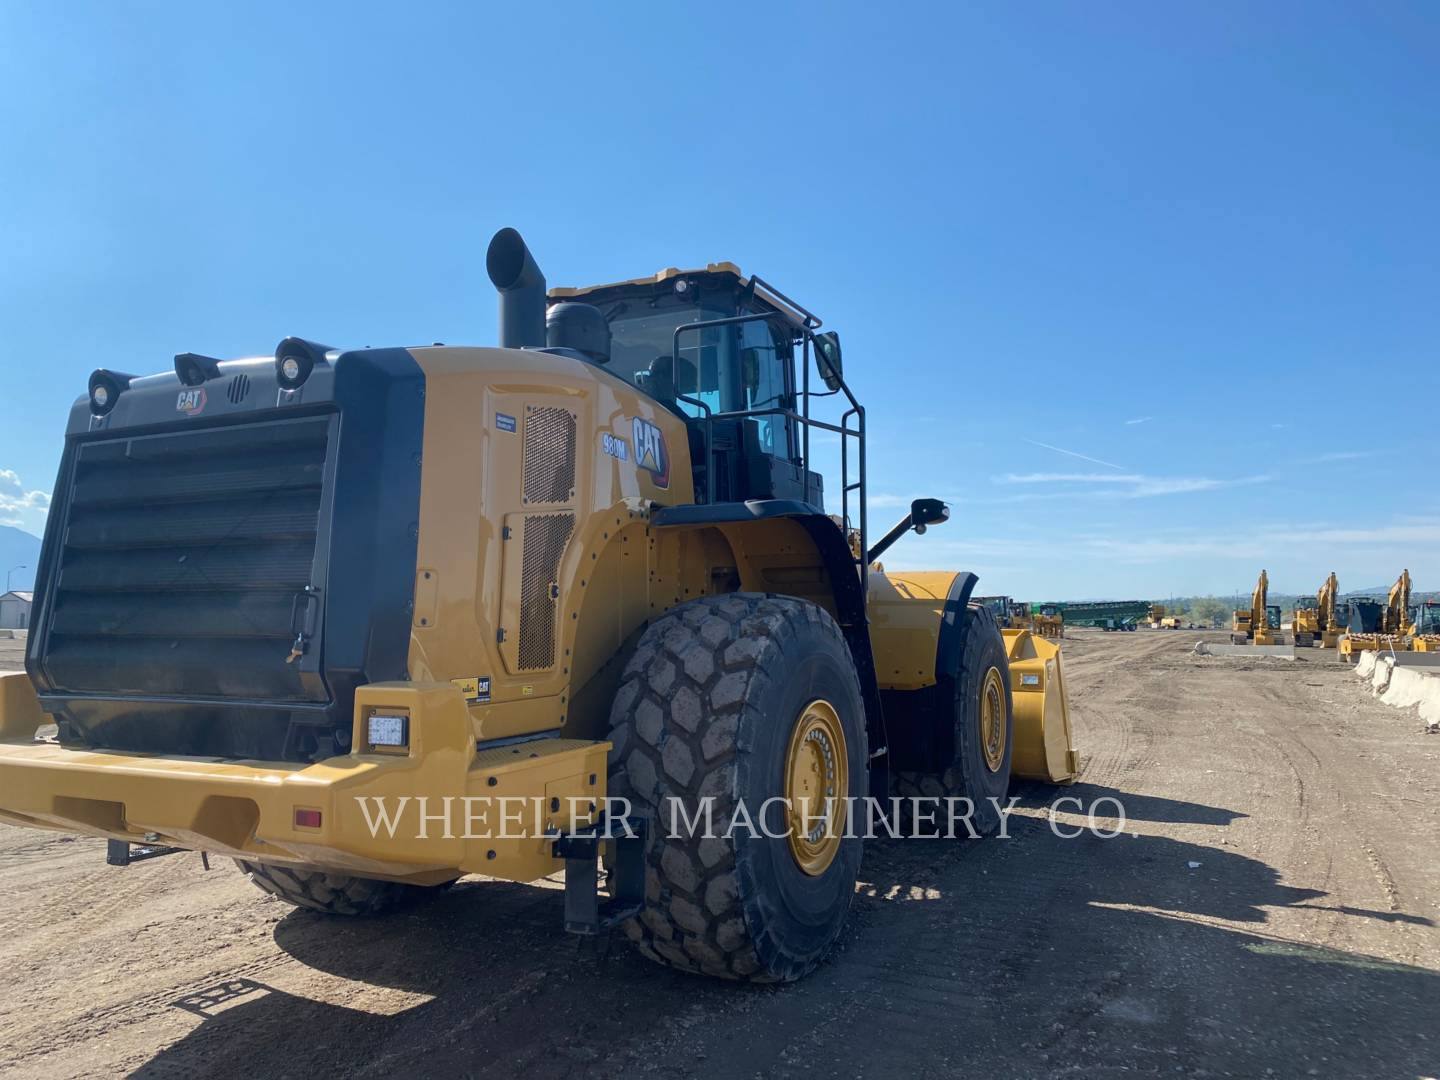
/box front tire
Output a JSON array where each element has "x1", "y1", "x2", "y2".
[
  {"x1": 607, "y1": 594, "x2": 868, "y2": 982},
  {"x1": 893, "y1": 603, "x2": 1014, "y2": 834}
]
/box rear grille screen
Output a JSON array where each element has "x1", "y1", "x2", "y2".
[
  {"x1": 522, "y1": 405, "x2": 577, "y2": 504},
  {"x1": 517, "y1": 512, "x2": 574, "y2": 670},
  {"x1": 42, "y1": 416, "x2": 331, "y2": 701}
]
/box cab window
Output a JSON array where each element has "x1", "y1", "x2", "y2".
[
  {"x1": 739, "y1": 319, "x2": 793, "y2": 460},
  {"x1": 603, "y1": 288, "x2": 795, "y2": 461}
]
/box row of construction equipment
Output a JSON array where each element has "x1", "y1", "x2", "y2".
[
  {"x1": 1229, "y1": 568, "x2": 1439, "y2": 658},
  {"x1": 974, "y1": 596, "x2": 1065, "y2": 639},
  {"x1": 974, "y1": 597, "x2": 1198, "y2": 638}
]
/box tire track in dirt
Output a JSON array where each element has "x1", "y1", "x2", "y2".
[{"x1": 1252, "y1": 675, "x2": 1428, "y2": 966}]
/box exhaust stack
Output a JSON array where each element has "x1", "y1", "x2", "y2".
[{"x1": 486, "y1": 227, "x2": 547, "y2": 349}]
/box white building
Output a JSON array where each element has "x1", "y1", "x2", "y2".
[{"x1": 0, "y1": 592, "x2": 33, "y2": 631}]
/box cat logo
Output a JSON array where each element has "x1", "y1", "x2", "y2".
[
  {"x1": 176, "y1": 389, "x2": 207, "y2": 415},
  {"x1": 631, "y1": 417, "x2": 669, "y2": 488}
]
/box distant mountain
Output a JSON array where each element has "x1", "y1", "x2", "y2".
[{"x1": 0, "y1": 526, "x2": 41, "y2": 592}]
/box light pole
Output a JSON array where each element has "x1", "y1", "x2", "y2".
[{"x1": 6, "y1": 565, "x2": 25, "y2": 593}]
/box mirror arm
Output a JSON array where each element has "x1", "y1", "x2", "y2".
[
  {"x1": 865, "y1": 514, "x2": 914, "y2": 565},
  {"x1": 866, "y1": 499, "x2": 950, "y2": 564}
]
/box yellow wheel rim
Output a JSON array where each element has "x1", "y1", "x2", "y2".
[
  {"x1": 783, "y1": 699, "x2": 849, "y2": 876},
  {"x1": 980, "y1": 666, "x2": 1007, "y2": 774}
]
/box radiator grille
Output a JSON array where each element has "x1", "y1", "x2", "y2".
[
  {"x1": 41, "y1": 416, "x2": 331, "y2": 701},
  {"x1": 517, "y1": 512, "x2": 574, "y2": 670},
  {"x1": 522, "y1": 405, "x2": 576, "y2": 504}
]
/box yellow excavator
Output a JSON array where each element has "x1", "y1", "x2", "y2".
[
  {"x1": 1293, "y1": 572, "x2": 1340, "y2": 648},
  {"x1": 1339, "y1": 569, "x2": 1412, "y2": 662},
  {"x1": 1231, "y1": 570, "x2": 1278, "y2": 645},
  {"x1": 0, "y1": 228, "x2": 1079, "y2": 984}
]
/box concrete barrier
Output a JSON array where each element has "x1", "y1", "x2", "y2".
[
  {"x1": 1380, "y1": 665, "x2": 1440, "y2": 730},
  {"x1": 1357, "y1": 653, "x2": 1440, "y2": 731}
]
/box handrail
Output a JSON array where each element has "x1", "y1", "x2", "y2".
[{"x1": 671, "y1": 312, "x2": 869, "y2": 604}]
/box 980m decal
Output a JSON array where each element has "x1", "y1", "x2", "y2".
[{"x1": 601, "y1": 433, "x2": 629, "y2": 461}]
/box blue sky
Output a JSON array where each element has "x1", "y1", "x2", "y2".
[{"x1": 1, "y1": 2, "x2": 1436, "y2": 600}]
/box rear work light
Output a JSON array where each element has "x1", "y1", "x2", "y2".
[{"x1": 367, "y1": 712, "x2": 409, "y2": 750}]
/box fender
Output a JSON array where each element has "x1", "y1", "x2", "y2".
[
  {"x1": 936, "y1": 571, "x2": 981, "y2": 683},
  {"x1": 651, "y1": 500, "x2": 888, "y2": 789},
  {"x1": 870, "y1": 569, "x2": 978, "y2": 773}
]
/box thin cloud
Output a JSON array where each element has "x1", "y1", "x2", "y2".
[
  {"x1": 866, "y1": 493, "x2": 912, "y2": 509},
  {"x1": 993, "y1": 471, "x2": 1269, "y2": 500},
  {"x1": 1292, "y1": 450, "x2": 1375, "y2": 466},
  {"x1": 0, "y1": 469, "x2": 50, "y2": 526},
  {"x1": 1124, "y1": 417, "x2": 1153, "y2": 426},
  {"x1": 1024, "y1": 439, "x2": 1127, "y2": 472}
]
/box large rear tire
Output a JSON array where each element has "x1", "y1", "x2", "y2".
[
  {"x1": 607, "y1": 594, "x2": 868, "y2": 982},
  {"x1": 893, "y1": 603, "x2": 1014, "y2": 834},
  {"x1": 234, "y1": 860, "x2": 449, "y2": 916}
]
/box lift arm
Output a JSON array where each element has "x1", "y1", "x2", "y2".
[
  {"x1": 1317, "y1": 572, "x2": 1338, "y2": 632},
  {"x1": 1386, "y1": 569, "x2": 1412, "y2": 635}
]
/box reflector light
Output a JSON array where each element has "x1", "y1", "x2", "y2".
[
  {"x1": 294, "y1": 808, "x2": 322, "y2": 828},
  {"x1": 368, "y1": 713, "x2": 408, "y2": 748}
]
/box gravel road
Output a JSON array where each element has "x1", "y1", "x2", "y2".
[{"x1": 1, "y1": 629, "x2": 1437, "y2": 1078}]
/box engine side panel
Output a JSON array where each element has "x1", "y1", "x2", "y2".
[{"x1": 405, "y1": 346, "x2": 692, "y2": 742}]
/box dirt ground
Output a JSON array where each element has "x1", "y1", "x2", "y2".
[{"x1": 1, "y1": 629, "x2": 1438, "y2": 1079}]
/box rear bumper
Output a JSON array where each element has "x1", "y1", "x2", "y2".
[{"x1": 0, "y1": 674, "x2": 606, "y2": 884}]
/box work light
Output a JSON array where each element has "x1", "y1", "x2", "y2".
[
  {"x1": 87, "y1": 369, "x2": 132, "y2": 417},
  {"x1": 367, "y1": 712, "x2": 409, "y2": 751}
]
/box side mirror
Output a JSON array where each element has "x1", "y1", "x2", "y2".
[
  {"x1": 910, "y1": 498, "x2": 950, "y2": 535},
  {"x1": 865, "y1": 498, "x2": 951, "y2": 563},
  {"x1": 814, "y1": 331, "x2": 843, "y2": 391}
]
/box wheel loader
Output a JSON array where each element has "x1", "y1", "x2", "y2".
[{"x1": 0, "y1": 228, "x2": 1078, "y2": 983}]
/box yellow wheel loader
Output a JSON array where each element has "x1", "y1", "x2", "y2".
[
  {"x1": 1033, "y1": 605, "x2": 1064, "y2": 640},
  {"x1": 0, "y1": 229, "x2": 1077, "y2": 983}
]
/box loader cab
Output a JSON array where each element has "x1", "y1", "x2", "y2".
[{"x1": 549, "y1": 266, "x2": 833, "y2": 508}]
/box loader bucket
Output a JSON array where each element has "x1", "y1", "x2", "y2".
[{"x1": 1001, "y1": 628, "x2": 1080, "y2": 784}]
